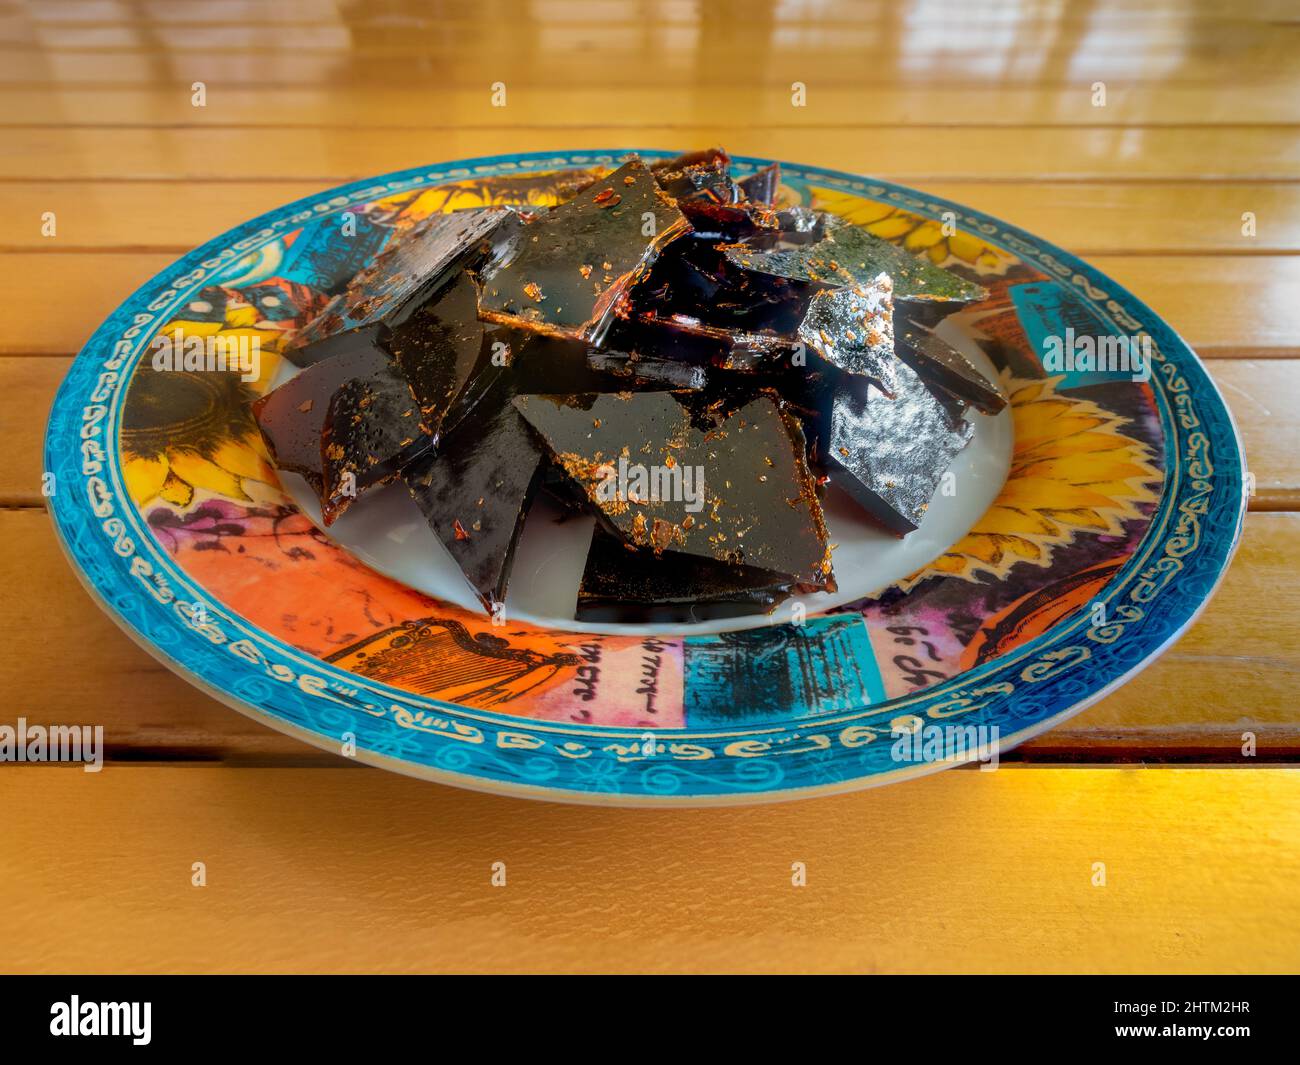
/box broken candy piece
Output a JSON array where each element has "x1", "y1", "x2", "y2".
[
  {"x1": 402, "y1": 377, "x2": 547, "y2": 609},
  {"x1": 650, "y1": 147, "x2": 734, "y2": 201},
  {"x1": 772, "y1": 206, "x2": 825, "y2": 244},
  {"x1": 725, "y1": 218, "x2": 986, "y2": 310},
  {"x1": 737, "y1": 162, "x2": 781, "y2": 207},
  {"x1": 577, "y1": 526, "x2": 793, "y2": 623},
  {"x1": 796, "y1": 273, "x2": 897, "y2": 395},
  {"x1": 512, "y1": 391, "x2": 833, "y2": 588},
  {"x1": 585, "y1": 349, "x2": 709, "y2": 390},
  {"x1": 477, "y1": 157, "x2": 691, "y2": 344},
  {"x1": 319, "y1": 366, "x2": 430, "y2": 524},
  {"x1": 508, "y1": 334, "x2": 630, "y2": 394},
  {"x1": 619, "y1": 237, "x2": 807, "y2": 356},
  {"x1": 895, "y1": 324, "x2": 1006, "y2": 415},
  {"x1": 384, "y1": 272, "x2": 506, "y2": 440},
  {"x1": 287, "y1": 207, "x2": 520, "y2": 367},
  {"x1": 652, "y1": 154, "x2": 776, "y2": 238},
  {"x1": 821, "y1": 362, "x2": 974, "y2": 535},
  {"x1": 251, "y1": 343, "x2": 393, "y2": 491}
]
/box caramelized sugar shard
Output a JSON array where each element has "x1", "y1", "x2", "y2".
[
  {"x1": 677, "y1": 198, "x2": 777, "y2": 242},
  {"x1": 737, "y1": 162, "x2": 781, "y2": 207},
  {"x1": 259, "y1": 273, "x2": 513, "y2": 518},
  {"x1": 508, "y1": 334, "x2": 631, "y2": 394},
  {"x1": 895, "y1": 322, "x2": 1006, "y2": 415},
  {"x1": 926, "y1": 379, "x2": 974, "y2": 431},
  {"x1": 601, "y1": 316, "x2": 731, "y2": 370},
  {"x1": 585, "y1": 349, "x2": 709, "y2": 390},
  {"x1": 821, "y1": 362, "x2": 974, "y2": 535},
  {"x1": 384, "y1": 272, "x2": 505, "y2": 440},
  {"x1": 619, "y1": 238, "x2": 807, "y2": 357},
  {"x1": 402, "y1": 377, "x2": 547, "y2": 609},
  {"x1": 797, "y1": 273, "x2": 897, "y2": 395},
  {"x1": 652, "y1": 152, "x2": 777, "y2": 239},
  {"x1": 252, "y1": 343, "x2": 393, "y2": 491},
  {"x1": 319, "y1": 366, "x2": 432, "y2": 524},
  {"x1": 772, "y1": 206, "x2": 825, "y2": 244},
  {"x1": 650, "y1": 147, "x2": 734, "y2": 201},
  {"x1": 286, "y1": 207, "x2": 520, "y2": 367},
  {"x1": 724, "y1": 217, "x2": 986, "y2": 311},
  {"x1": 477, "y1": 157, "x2": 691, "y2": 343},
  {"x1": 577, "y1": 527, "x2": 793, "y2": 623},
  {"x1": 511, "y1": 391, "x2": 833, "y2": 588}
]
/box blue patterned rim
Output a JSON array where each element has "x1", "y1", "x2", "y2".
[{"x1": 44, "y1": 149, "x2": 1248, "y2": 804}]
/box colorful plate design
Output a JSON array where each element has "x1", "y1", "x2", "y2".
[{"x1": 44, "y1": 150, "x2": 1247, "y2": 804}]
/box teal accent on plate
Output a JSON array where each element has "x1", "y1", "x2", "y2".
[
  {"x1": 682, "y1": 615, "x2": 887, "y2": 727},
  {"x1": 1009, "y1": 280, "x2": 1152, "y2": 390}
]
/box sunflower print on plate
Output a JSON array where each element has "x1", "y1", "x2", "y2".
[
  {"x1": 810, "y1": 185, "x2": 1020, "y2": 276},
  {"x1": 119, "y1": 279, "x2": 326, "y2": 509}
]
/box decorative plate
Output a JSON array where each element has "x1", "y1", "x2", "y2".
[{"x1": 44, "y1": 150, "x2": 1247, "y2": 805}]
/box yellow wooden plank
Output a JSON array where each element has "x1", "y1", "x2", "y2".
[
  {"x1": 2, "y1": 250, "x2": 1293, "y2": 357},
  {"x1": 14, "y1": 0, "x2": 1300, "y2": 26},
  {"x1": 1086, "y1": 255, "x2": 1300, "y2": 355},
  {"x1": 4, "y1": 85, "x2": 1300, "y2": 127},
  {"x1": 0, "y1": 21, "x2": 1286, "y2": 57},
  {"x1": 0, "y1": 508, "x2": 1292, "y2": 761},
  {"x1": 4, "y1": 127, "x2": 1297, "y2": 182},
  {"x1": 5, "y1": 180, "x2": 1298, "y2": 255},
  {"x1": 3, "y1": 36, "x2": 1295, "y2": 89},
  {"x1": 0, "y1": 766, "x2": 1296, "y2": 972}
]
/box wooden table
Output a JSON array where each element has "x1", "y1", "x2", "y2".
[{"x1": 1, "y1": 0, "x2": 1297, "y2": 974}]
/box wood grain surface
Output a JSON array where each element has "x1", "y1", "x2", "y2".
[
  {"x1": 0, "y1": 766, "x2": 1295, "y2": 974},
  {"x1": 0, "y1": 0, "x2": 1296, "y2": 974}
]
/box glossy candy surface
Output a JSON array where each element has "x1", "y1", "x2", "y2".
[
  {"x1": 254, "y1": 149, "x2": 1006, "y2": 618},
  {"x1": 725, "y1": 216, "x2": 987, "y2": 309},
  {"x1": 512, "y1": 390, "x2": 834, "y2": 588},
  {"x1": 577, "y1": 527, "x2": 793, "y2": 622},
  {"x1": 478, "y1": 158, "x2": 691, "y2": 343},
  {"x1": 402, "y1": 375, "x2": 547, "y2": 608},
  {"x1": 818, "y1": 363, "x2": 975, "y2": 534}
]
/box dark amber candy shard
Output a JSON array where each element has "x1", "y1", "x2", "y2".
[
  {"x1": 669, "y1": 159, "x2": 779, "y2": 240},
  {"x1": 511, "y1": 391, "x2": 833, "y2": 588},
  {"x1": 737, "y1": 162, "x2": 781, "y2": 207},
  {"x1": 384, "y1": 272, "x2": 508, "y2": 440},
  {"x1": 402, "y1": 377, "x2": 547, "y2": 609},
  {"x1": 821, "y1": 362, "x2": 974, "y2": 535},
  {"x1": 576, "y1": 527, "x2": 793, "y2": 623},
  {"x1": 287, "y1": 207, "x2": 520, "y2": 367},
  {"x1": 319, "y1": 366, "x2": 430, "y2": 525},
  {"x1": 725, "y1": 218, "x2": 986, "y2": 310},
  {"x1": 252, "y1": 343, "x2": 393, "y2": 491},
  {"x1": 678, "y1": 197, "x2": 776, "y2": 242},
  {"x1": 895, "y1": 323, "x2": 1006, "y2": 415},
  {"x1": 585, "y1": 349, "x2": 708, "y2": 390},
  {"x1": 650, "y1": 147, "x2": 733, "y2": 201},
  {"x1": 796, "y1": 274, "x2": 897, "y2": 394},
  {"x1": 620, "y1": 239, "x2": 808, "y2": 354},
  {"x1": 601, "y1": 316, "x2": 730, "y2": 370},
  {"x1": 477, "y1": 157, "x2": 690, "y2": 344},
  {"x1": 773, "y1": 206, "x2": 824, "y2": 243},
  {"x1": 508, "y1": 334, "x2": 628, "y2": 394}
]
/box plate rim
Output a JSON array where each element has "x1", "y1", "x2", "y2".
[{"x1": 43, "y1": 147, "x2": 1249, "y2": 804}]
